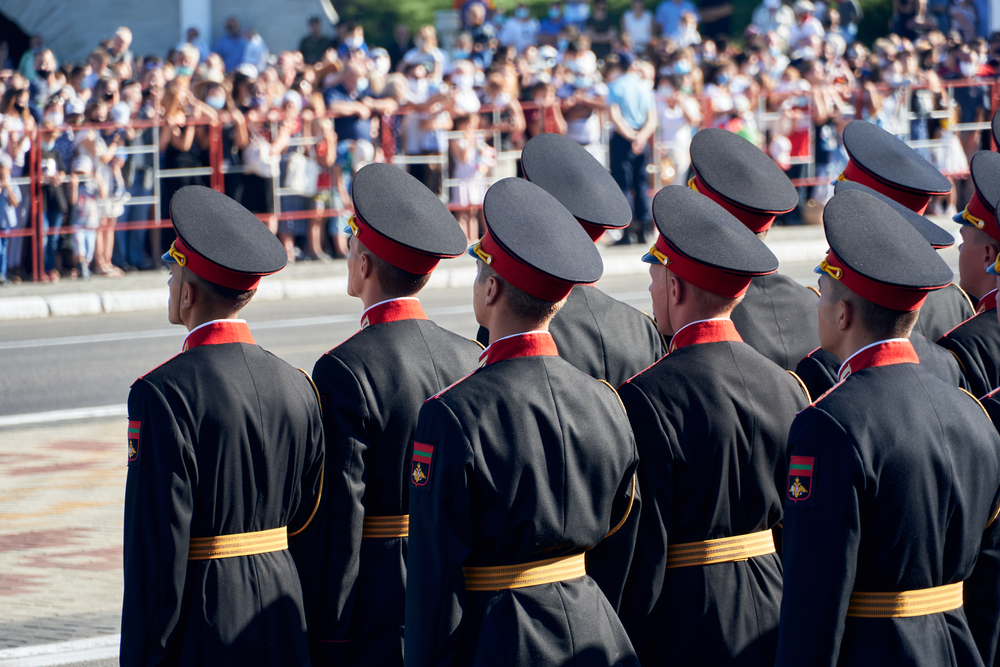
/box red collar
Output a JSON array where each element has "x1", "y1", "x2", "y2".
[
  {"x1": 182, "y1": 320, "x2": 256, "y2": 351},
  {"x1": 837, "y1": 339, "x2": 918, "y2": 382},
  {"x1": 479, "y1": 332, "x2": 559, "y2": 367},
  {"x1": 977, "y1": 289, "x2": 998, "y2": 314},
  {"x1": 669, "y1": 319, "x2": 743, "y2": 353},
  {"x1": 360, "y1": 298, "x2": 428, "y2": 330}
]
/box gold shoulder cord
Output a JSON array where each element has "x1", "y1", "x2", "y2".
[
  {"x1": 947, "y1": 349, "x2": 968, "y2": 376},
  {"x1": 597, "y1": 378, "x2": 636, "y2": 538},
  {"x1": 786, "y1": 370, "x2": 812, "y2": 403},
  {"x1": 806, "y1": 285, "x2": 820, "y2": 298},
  {"x1": 470, "y1": 338, "x2": 486, "y2": 350},
  {"x1": 952, "y1": 283, "x2": 975, "y2": 311},
  {"x1": 289, "y1": 368, "x2": 325, "y2": 538},
  {"x1": 956, "y1": 386, "x2": 1000, "y2": 530}
]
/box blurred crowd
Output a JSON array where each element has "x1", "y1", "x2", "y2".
[{"x1": 0, "y1": 0, "x2": 998, "y2": 284}]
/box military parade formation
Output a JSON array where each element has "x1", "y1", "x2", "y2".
[{"x1": 119, "y1": 114, "x2": 1000, "y2": 666}]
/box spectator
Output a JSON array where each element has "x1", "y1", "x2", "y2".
[
  {"x1": 28, "y1": 49, "x2": 58, "y2": 121},
  {"x1": 560, "y1": 42, "x2": 609, "y2": 162},
  {"x1": 172, "y1": 44, "x2": 200, "y2": 84},
  {"x1": 949, "y1": 0, "x2": 979, "y2": 41},
  {"x1": 675, "y1": 11, "x2": 703, "y2": 47},
  {"x1": 752, "y1": 0, "x2": 797, "y2": 45},
  {"x1": 839, "y1": 0, "x2": 864, "y2": 41},
  {"x1": 586, "y1": 0, "x2": 618, "y2": 60},
  {"x1": 241, "y1": 27, "x2": 269, "y2": 74},
  {"x1": 623, "y1": 0, "x2": 655, "y2": 54},
  {"x1": 337, "y1": 22, "x2": 370, "y2": 62},
  {"x1": 177, "y1": 27, "x2": 210, "y2": 63},
  {"x1": 68, "y1": 147, "x2": 103, "y2": 280},
  {"x1": 107, "y1": 27, "x2": 134, "y2": 75},
  {"x1": 0, "y1": 153, "x2": 16, "y2": 285},
  {"x1": 402, "y1": 25, "x2": 449, "y2": 81},
  {"x1": 656, "y1": 0, "x2": 699, "y2": 42},
  {"x1": 449, "y1": 113, "x2": 493, "y2": 241},
  {"x1": 113, "y1": 79, "x2": 151, "y2": 272},
  {"x1": 38, "y1": 121, "x2": 67, "y2": 280},
  {"x1": 299, "y1": 16, "x2": 333, "y2": 65},
  {"x1": 18, "y1": 35, "x2": 44, "y2": 82},
  {"x1": 467, "y1": 3, "x2": 499, "y2": 67},
  {"x1": 500, "y1": 4, "x2": 540, "y2": 54},
  {"x1": 387, "y1": 24, "x2": 413, "y2": 67},
  {"x1": 213, "y1": 16, "x2": 247, "y2": 72},
  {"x1": 539, "y1": 2, "x2": 567, "y2": 46},
  {"x1": 790, "y1": 0, "x2": 826, "y2": 49},
  {"x1": 325, "y1": 61, "x2": 396, "y2": 189},
  {"x1": 0, "y1": 83, "x2": 33, "y2": 283},
  {"x1": 607, "y1": 54, "x2": 657, "y2": 243}
]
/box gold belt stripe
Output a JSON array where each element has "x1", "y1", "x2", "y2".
[
  {"x1": 188, "y1": 527, "x2": 288, "y2": 561},
  {"x1": 362, "y1": 514, "x2": 410, "y2": 539},
  {"x1": 666, "y1": 530, "x2": 775, "y2": 569},
  {"x1": 847, "y1": 582, "x2": 963, "y2": 618},
  {"x1": 464, "y1": 553, "x2": 587, "y2": 591}
]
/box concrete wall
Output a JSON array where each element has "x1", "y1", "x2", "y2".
[{"x1": 0, "y1": 0, "x2": 325, "y2": 69}]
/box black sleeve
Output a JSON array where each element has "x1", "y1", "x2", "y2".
[
  {"x1": 775, "y1": 408, "x2": 862, "y2": 667},
  {"x1": 120, "y1": 379, "x2": 197, "y2": 667},
  {"x1": 289, "y1": 354, "x2": 369, "y2": 663},
  {"x1": 795, "y1": 348, "x2": 840, "y2": 401},
  {"x1": 938, "y1": 336, "x2": 990, "y2": 399},
  {"x1": 404, "y1": 398, "x2": 475, "y2": 667},
  {"x1": 966, "y1": 487, "x2": 1000, "y2": 667}
]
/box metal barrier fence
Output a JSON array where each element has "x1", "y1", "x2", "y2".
[{"x1": 4, "y1": 79, "x2": 998, "y2": 282}]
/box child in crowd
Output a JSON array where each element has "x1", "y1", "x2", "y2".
[
  {"x1": 0, "y1": 153, "x2": 18, "y2": 286},
  {"x1": 449, "y1": 113, "x2": 494, "y2": 242},
  {"x1": 68, "y1": 149, "x2": 104, "y2": 280}
]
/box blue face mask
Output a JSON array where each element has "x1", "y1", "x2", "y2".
[
  {"x1": 557, "y1": 38, "x2": 569, "y2": 51},
  {"x1": 548, "y1": 7, "x2": 561, "y2": 19},
  {"x1": 674, "y1": 60, "x2": 692, "y2": 75},
  {"x1": 42, "y1": 140, "x2": 55, "y2": 152},
  {"x1": 716, "y1": 71, "x2": 731, "y2": 85},
  {"x1": 516, "y1": 7, "x2": 530, "y2": 19},
  {"x1": 175, "y1": 65, "x2": 194, "y2": 77},
  {"x1": 206, "y1": 95, "x2": 226, "y2": 110}
]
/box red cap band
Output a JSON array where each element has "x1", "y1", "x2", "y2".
[
  {"x1": 841, "y1": 160, "x2": 932, "y2": 215},
  {"x1": 476, "y1": 231, "x2": 575, "y2": 301},
  {"x1": 967, "y1": 190, "x2": 1000, "y2": 242},
  {"x1": 579, "y1": 220, "x2": 607, "y2": 242},
  {"x1": 352, "y1": 213, "x2": 443, "y2": 275},
  {"x1": 820, "y1": 251, "x2": 931, "y2": 311},
  {"x1": 172, "y1": 236, "x2": 267, "y2": 291},
  {"x1": 651, "y1": 234, "x2": 756, "y2": 298},
  {"x1": 690, "y1": 175, "x2": 779, "y2": 234}
]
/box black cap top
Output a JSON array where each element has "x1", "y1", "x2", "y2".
[
  {"x1": 169, "y1": 185, "x2": 286, "y2": 290},
  {"x1": 970, "y1": 150, "x2": 1000, "y2": 214},
  {"x1": 689, "y1": 127, "x2": 799, "y2": 214},
  {"x1": 834, "y1": 180, "x2": 955, "y2": 249},
  {"x1": 351, "y1": 163, "x2": 468, "y2": 273},
  {"x1": 992, "y1": 108, "x2": 1000, "y2": 149},
  {"x1": 842, "y1": 120, "x2": 952, "y2": 196},
  {"x1": 520, "y1": 133, "x2": 632, "y2": 233},
  {"x1": 820, "y1": 190, "x2": 953, "y2": 310},
  {"x1": 476, "y1": 177, "x2": 603, "y2": 301},
  {"x1": 646, "y1": 185, "x2": 778, "y2": 298}
]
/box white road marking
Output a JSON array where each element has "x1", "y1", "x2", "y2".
[
  {"x1": 0, "y1": 405, "x2": 128, "y2": 428},
  {"x1": 0, "y1": 635, "x2": 119, "y2": 667}
]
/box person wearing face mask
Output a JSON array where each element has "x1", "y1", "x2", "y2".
[
  {"x1": 538, "y1": 1, "x2": 567, "y2": 46},
  {"x1": 752, "y1": 0, "x2": 796, "y2": 44},
  {"x1": 38, "y1": 121, "x2": 67, "y2": 281},
  {"x1": 213, "y1": 16, "x2": 248, "y2": 72},
  {"x1": 28, "y1": 49, "x2": 58, "y2": 122},
  {"x1": 337, "y1": 23, "x2": 370, "y2": 62},
  {"x1": 622, "y1": 0, "x2": 654, "y2": 54},
  {"x1": 942, "y1": 43, "x2": 988, "y2": 170},
  {"x1": 499, "y1": 4, "x2": 540, "y2": 53},
  {"x1": 402, "y1": 26, "x2": 448, "y2": 82}
]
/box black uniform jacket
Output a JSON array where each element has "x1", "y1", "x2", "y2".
[
  {"x1": 476, "y1": 284, "x2": 666, "y2": 386},
  {"x1": 777, "y1": 339, "x2": 1000, "y2": 667},
  {"x1": 796, "y1": 332, "x2": 968, "y2": 399},
  {"x1": 289, "y1": 299, "x2": 482, "y2": 667},
  {"x1": 405, "y1": 332, "x2": 640, "y2": 667},
  {"x1": 912, "y1": 283, "x2": 975, "y2": 341},
  {"x1": 730, "y1": 272, "x2": 821, "y2": 371},
  {"x1": 938, "y1": 290, "x2": 1000, "y2": 399},
  {"x1": 121, "y1": 320, "x2": 324, "y2": 667},
  {"x1": 616, "y1": 319, "x2": 810, "y2": 667}
]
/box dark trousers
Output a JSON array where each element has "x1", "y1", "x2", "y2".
[{"x1": 610, "y1": 132, "x2": 650, "y2": 239}]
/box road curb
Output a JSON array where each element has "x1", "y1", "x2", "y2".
[{"x1": 0, "y1": 238, "x2": 833, "y2": 322}]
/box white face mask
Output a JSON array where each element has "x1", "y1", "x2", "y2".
[
  {"x1": 452, "y1": 73, "x2": 473, "y2": 90},
  {"x1": 960, "y1": 59, "x2": 979, "y2": 77}
]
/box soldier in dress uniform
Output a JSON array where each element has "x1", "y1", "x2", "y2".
[
  {"x1": 404, "y1": 177, "x2": 640, "y2": 667},
  {"x1": 686, "y1": 128, "x2": 820, "y2": 371},
  {"x1": 616, "y1": 185, "x2": 810, "y2": 666},
  {"x1": 121, "y1": 186, "x2": 324, "y2": 666},
  {"x1": 288, "y1": 163, "x2": 483, "y2": 667},
  {"x1": 938, "y1": 150, "x2": 1000, "y2": 398},
  {"x1": 776, "y1": 189, "x2": 1000, "y2": 667},
  {"x1": 475, "y1": 133, "x2": 666, "y2": 386},
  {"x1": 796, "y1": 181, "x2": 968, "y2": 398},
  {"x1": 836, "y1": 119, "x2": 972, "y2": 340}
]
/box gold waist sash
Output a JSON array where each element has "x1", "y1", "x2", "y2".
[
  {"x1": 362, "y1": 514, "x2": 409, "y2": 539},
  {"x1": 666, "y1": 530, "x2": 776, "y2": 569},
  {"x1": 188, "y1": 527, "x2": 287, "y2": 561},
  {"x1": 847, "y1": 582, "x2": 964, "y2": 618},
  {"x1": 463, "y1": 554, "x2": 587, "y2": 591}
]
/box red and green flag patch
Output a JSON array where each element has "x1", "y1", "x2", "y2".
[
  {"x1": 411, "y1": 442, "x2": 434, "y2": 488},
  {"x1": 787, "y1": 455, "x2": 814, "y2": 506},
  {"x1": 127, "y1": 420, "x2": 141, "y2": 465}
]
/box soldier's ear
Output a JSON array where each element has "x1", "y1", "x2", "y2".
[
  {"x1": 484, "y1": 275, "x2": 501, "y2": 307},
  {"x1": 180, "y1": 280, "x2": 197, "y2": 310}
]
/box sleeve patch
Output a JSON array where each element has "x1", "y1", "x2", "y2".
[
  {"x1": 410, "y1": 442, "x2": 434, "y2": 490},
  {"x1": 127, "y1": 420, "x2": 141, "y2": 466},
  {"x1": 787, "y1": 455, "x2": 815, "y2": 506}
]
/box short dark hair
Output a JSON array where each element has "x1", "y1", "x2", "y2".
[
  {"x1": 825, "y1": 276, "x2": 918, "y2": 340},
  {"x1": 355, "y1": 237, "x2": 431, "y2": 297},
  {"x1": 182, "y1": 266, "x2": 256, "y2": 311},
  {"x1": 667, "y1": 268, "x2": 743, "y2": 313},
  {"x1": 477, "y1": 262, "x2": 564, "y2": 323}
]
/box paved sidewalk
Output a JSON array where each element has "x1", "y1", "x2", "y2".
[
  {"x1": 0, "y1": 224, "x2": 839, "y2": 322},
  {"x1": 0, "y1": 418, "x2": 124, "y2": 649}
]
